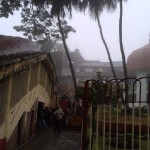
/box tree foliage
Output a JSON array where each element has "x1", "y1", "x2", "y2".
[
  {"x1": 0, "y1": 0, "x2": 21, "y2": 18},
  {"x1": 30, "y1": 0, "x2": 82, "y2": 18},
  {"x1": 77, "y1": 71, "x2": 123, "y2": 105},
  {"x1": 13, "y1": 6, "x2": 75, "y2": 41},
  {"x1": 80, "y1": 0, "x2": 117, "y2": 18}
]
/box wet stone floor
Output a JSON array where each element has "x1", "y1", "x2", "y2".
[{"x1": 17, "y1": 128, "x2": 81, "y2": 150}]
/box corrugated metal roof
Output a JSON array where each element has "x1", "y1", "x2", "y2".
[{"x1": 0, "y1": 35, "x2": 40, "y2": 59}]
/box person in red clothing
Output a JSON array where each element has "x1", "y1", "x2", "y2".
[
  {"x1": 59, "y1": 95, "x2": 70, "y2": 128},
  {"x1": 60, "y1": 95, "x2": 68, "y2": 113}
]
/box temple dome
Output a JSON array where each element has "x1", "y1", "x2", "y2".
[{"x1": 127, "y1": 43, "x2": 150, "y2": 73}]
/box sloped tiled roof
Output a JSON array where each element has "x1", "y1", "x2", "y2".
[{"x1": 0, "y1": 35, "x2": 40, "y2": 59}]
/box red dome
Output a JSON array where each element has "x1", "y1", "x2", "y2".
[{"x1": 127, "y1": 43, "x2": 150, "y2": 72}]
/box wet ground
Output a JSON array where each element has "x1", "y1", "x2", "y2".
[{"x1": 17, "y1": 128, "x2": 81, "y2": 150}]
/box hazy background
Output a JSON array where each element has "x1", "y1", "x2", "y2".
[{"x1": 0, "y1": 0, "x2": 150, "y2": 61}]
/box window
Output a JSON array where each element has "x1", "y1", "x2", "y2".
[{"x1": 85, "y1": 68, "x2": 93, "y2": 72}]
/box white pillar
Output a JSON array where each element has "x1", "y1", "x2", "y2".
[{"x1": 136, "y1": 73, "x2": 147, "y2": 104}]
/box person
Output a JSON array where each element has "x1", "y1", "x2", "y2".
[
  {"x1": 40, "y1": 107, "x2": 48, "y2": 129},
  {"x1": 60, "y1": 95, "x2": 68, "y2": 113},
  {"x1": 45, "y1": 107, "x2": 52, "y2": 127},
  {"x1": 53, "y1": 107, "x2": 64, "y2": 134}
]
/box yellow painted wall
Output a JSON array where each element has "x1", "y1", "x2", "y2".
[
  {"x1": 0, "y1": 59, "x2": 57, "y2": 141},
  {"x1": 4, "y1": 84, "x2": 52, "y2": 140}
]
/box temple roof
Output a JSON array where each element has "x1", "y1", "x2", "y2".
[{"x1": 127, "y1": 43, "x2": 150, "y2": 72}]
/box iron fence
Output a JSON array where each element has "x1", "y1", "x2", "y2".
[{"x1": 81, "y1": 77, "x2": 150, "y2": 150}]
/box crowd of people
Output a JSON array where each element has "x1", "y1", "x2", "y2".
[{"x1": 37, "y1": 94, "x2": 83, "y2": 134}]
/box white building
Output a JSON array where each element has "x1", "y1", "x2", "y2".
[{"x1": 127, "y1": 42, "x2": 150, "y2": 103}]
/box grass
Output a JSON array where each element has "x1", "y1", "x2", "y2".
[
  {"x1": 87, "y1": 107, "x2": 150, "y2": 150},
  {"x1": 88, "y1": 134, "x2": 150, "y2": 150}
]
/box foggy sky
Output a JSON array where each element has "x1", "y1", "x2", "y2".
[{"x1": 0, "y1": 0, "x2": 150, "y2": 62}]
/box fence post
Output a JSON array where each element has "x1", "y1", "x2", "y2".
[{"x1": 81, "y1": 80, "x2": 89, "y2": 150}]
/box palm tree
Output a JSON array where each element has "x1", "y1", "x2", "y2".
[
  {"x1": 50, "y1": 0, "x2": 81, "y2": 95},
  {"x1": 96, "y1": 14, "x2": 118, "y2": 80},
  {"x1": 79, "y1": 0, "x2": 118, "y2": 80},
  {"x1": 119, "y1": 0, "x2": 127, "y2": 78},
  {"x1": 79, "y1": 0, "x2": 128, "y2": 79},
  {"x1": 57, "y1": 13, "x2": 78, "y2": 94},
  {"x1": 32, "y1": 0, "x2": 79, "y2": 95},
  {"x1": 76, "y1": 1, "x2": 128, "y2": 148},
  {"x1": 31, "y1": 0, "x2": 128, "y2": 91}
]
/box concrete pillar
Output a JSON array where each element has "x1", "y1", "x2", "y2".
[
  {"x1": 4, "y1": 76, "x2": 12, "y2": 139},
  {"x1": 136, "y1": 73, "x2": 147, "y2": 104},
  {"x1": 27, "y1": 67, "x2": 31, "y2": 92},
  {"x1": 37, "y1": 63, "x2": 41, "y2": 84},
  {"x1": 45, "y1": 73, "x2": 47, "y2": 89}
]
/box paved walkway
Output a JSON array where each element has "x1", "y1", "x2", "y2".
[{"x1": 17, "y1": 128, "x2": 81, "y2": 150}]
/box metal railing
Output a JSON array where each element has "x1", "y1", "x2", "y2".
[{"x1": 81, "y1": 77, "x2": 150, "y2": 150}]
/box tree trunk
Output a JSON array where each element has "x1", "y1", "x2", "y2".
[
  {"x1": 119, "y1": 0, "x2": 127, "y2": 78},
  {"x1": 119, "y1": 0, "x2": 129, "y2": 108},
  {"x1": 96, "y1": 14, "x2": 118, "y2": 81},
  {"x1": 57, "y1": 13, "x2": 78, "y2": 95}
]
